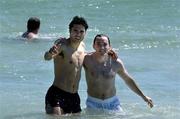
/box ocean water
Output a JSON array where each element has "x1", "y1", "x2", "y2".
[{"x1": 0, "y1": 0, "x2": 180, "y2": 119}]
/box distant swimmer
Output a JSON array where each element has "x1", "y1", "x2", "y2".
[
  {"x1": 22, "y1": 17, "x2": 40, "y2": 40},
  {"x1": 83, "y1": 34, "x2": 153, "y2": 112}
]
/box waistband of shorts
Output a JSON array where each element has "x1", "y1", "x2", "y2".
[
  {"x1": 51, "y1": 85, "x2": 78, "y2": 95},
  {"x1": 87, "y1": 95, "x2": 119, "y2": 103}
]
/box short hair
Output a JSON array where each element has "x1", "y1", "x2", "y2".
[
  {"x1": 69, "y1": 16, "x2": 88, "y2": 31},
  {"x1": 27, "y1": 17, "x2": 40, "y2": 32},
  {"x1": 93, "y1": 34, "x2": 110, "y2": 45}
]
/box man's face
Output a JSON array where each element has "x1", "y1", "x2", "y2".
[
  {"x1": 69, "y1": 24, "x2": 86, "y2": 43},
  {"x1": 93, "y1": 36, "x2": 111, "y2": 55}
]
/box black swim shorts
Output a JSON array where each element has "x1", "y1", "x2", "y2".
[{"x1": 45, "y1": 85, "x2": 81, "y2": 113}]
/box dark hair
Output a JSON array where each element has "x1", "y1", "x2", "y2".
[
  {"x1": 69, "y1": 16, "x2": 88, "y2": 31},
  {"x1": 27, "y1": 17, "x2": 40, "y2": 32},
  {"x1": 93, "y1": 34, "x2": 110, "y2": 45}
]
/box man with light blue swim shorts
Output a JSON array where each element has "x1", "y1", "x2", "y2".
[{"x1": 83, "y1": 34, "x2": 153, "y2": 112}]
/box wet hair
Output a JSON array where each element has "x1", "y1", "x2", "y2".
[
  {"x1": 93, "y1": 34, "x2": 110, "y2": 45},
  {"x1": 27, "y1": 17, "x2": 40, "y2": 32},
  {"x1": 69, "y1": 16, "x2": 88, "y2": 31}
]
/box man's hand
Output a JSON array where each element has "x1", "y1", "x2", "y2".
[
  {"x1": 48, "y1": 44, "x2": 61, "y2": 59},
  {"x1": 107, "y1": 49, "x2": 118, "y2": 60},
  {"x1": 144, "y1": 96, "x2": 153, "y2": 108}
]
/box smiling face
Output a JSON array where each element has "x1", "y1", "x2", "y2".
[
  {"x1": 69, "y1": 24, "x2": 86, "y2": 43},
  {"x1": 93, "y1": 36, "x2": 111, "y2": 55}
]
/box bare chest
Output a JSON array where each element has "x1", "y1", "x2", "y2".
[
  {"x1": 89, "y1": 62, "x2": 116, "y2": 79},
  {"x1": 63, "y1": 50, "x2": 84, "y2": 68}
]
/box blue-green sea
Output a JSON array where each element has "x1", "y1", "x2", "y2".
[{"x1": 0, "y1": 0, "x2": 180, "y2": 119}]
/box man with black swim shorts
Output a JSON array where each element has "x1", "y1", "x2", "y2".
[{"x1": 44, "y1": 16, "x2": 88, "y2": 115}]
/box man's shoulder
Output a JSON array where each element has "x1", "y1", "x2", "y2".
[
  {"x1": 84, "y1": 52, "x2": 94, "y2": 62},
  {"x1": 28, "y1": 32, "x2": 38, "y2": 39},
  {"x1": 111, "y1": 58, "x2": 125, "y2": 70},
  {"x1": 111, "y1": 58, "x2": 122, "y2": 64},
  {"x1": 22, "y1": 32, "x2": 37, "y2": 39}
]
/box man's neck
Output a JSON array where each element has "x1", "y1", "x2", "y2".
[
  {"x1": 69, "y1": 38, "x2": 81, "y2": 50},
  {"x1": 93, "y1": 52, "x2": 108, "y2": 63}
]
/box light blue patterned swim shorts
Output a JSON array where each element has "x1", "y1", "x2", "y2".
[{"x1": 86, "y1": 95, "x2": 123, "y2": 111}]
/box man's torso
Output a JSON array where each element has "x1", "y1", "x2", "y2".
[
  {"x1": 84, "y1": 53, "x2": 120, "y2": 99},
  {"x1": 53, "y1": 38, "x2": 85, "y2": 93}
]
